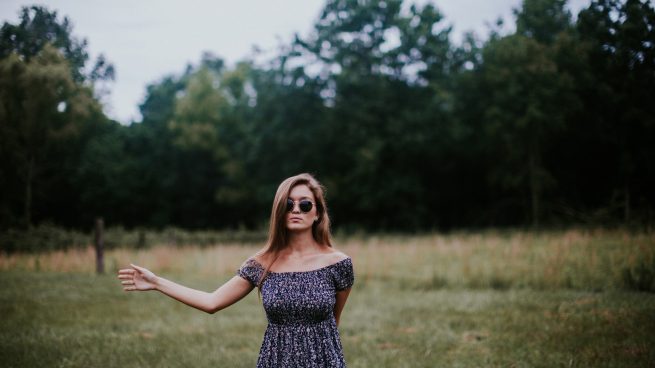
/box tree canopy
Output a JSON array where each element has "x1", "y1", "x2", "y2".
[{"x1": 1, "y1": 0, "x2": 654, "y2": 234}]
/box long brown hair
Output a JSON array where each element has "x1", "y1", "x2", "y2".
[{"x1": 254, "y1": 173, "x2": 333, "y2": 291}]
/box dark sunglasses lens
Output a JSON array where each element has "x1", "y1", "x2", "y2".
[
  {"x1": 286, "y1": 199, "x2": 294, "y2": 212},
  {"x1": 299, "y1": 200, "x2": 313, "y2": 213}
]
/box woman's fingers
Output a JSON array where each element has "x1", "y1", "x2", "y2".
[
  {"x1": 117, "y1": 272, "x2": 134, "y2": 281},
  {"x1": 130, "y1": 263, "x2": 146, "y2": 272},
  {"x1": 117, "y1": 265, "x2": 142, "y2": 291},
  {"x1": 118, "y1": 264, "x2": 155, "y2": 292},
  {"x1": 118, "y1": 268, "x2": 136, "y2": 286}
]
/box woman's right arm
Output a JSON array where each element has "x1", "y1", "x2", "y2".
[{"x1": 118, "y1": 263, "x2": 255, "y2": 314}]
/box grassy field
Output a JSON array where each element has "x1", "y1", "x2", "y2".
[{"x1": 1, "y1": 228, "x2": 654, "y2": 367}]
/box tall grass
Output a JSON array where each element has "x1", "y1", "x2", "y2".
[{"x1": 1, "y1": 228, "x2": 653, "y2": 292}]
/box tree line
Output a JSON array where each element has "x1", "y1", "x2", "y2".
[{"x1": 1, "y1": 0, "x2": 654, "y2": 234}]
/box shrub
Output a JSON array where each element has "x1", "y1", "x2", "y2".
[{"x1": 622, "y1": 258, "x2": 655, "y2": 292}]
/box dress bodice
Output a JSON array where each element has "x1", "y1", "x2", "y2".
[
  {"x1": 238, "y1": 257, "x2": 354, "y2": 325},
  {"x1": 237, "y1": 256, "x2": 355, "y2": 367}
]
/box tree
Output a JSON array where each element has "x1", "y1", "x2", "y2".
[
  {"x1": 119, "y1": 54, "x2": 259, "y2": 228},
  {"x1": 286, "y1": 0, "x2": 458, "y2": 229},
  {"x1": 0, "y1": 44, "x2": 104, "y2": 227},
  {"x1": 576, "y1": 0, "x2": 655, "y2": 222},
  {"x1": 476, "y1": 0, "x2": 576, "y2": 227},
  {"x1": 0, "y1": 6, "x2": 110, "y2": 229},
  {"x1": 515, "y1": 0, "x2": 572, "y2": 44},
  {"x1": 0, "y1": 5, "x2": 114, "y2": 83}
]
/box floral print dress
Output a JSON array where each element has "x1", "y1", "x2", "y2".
[{"x1": 237, "y1": 257, "x2": 355, "y2": 367}]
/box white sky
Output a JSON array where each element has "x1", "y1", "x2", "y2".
[{"x1": 1, "y1": 0, "x2": 590, "y2": 124}]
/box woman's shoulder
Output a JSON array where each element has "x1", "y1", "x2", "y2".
[
  {"x1": 324, "y1": 248, "x2": 351, "y2": 266},
  {"x1": 241, "y1": 250, "x2": 267, "y2": 269},
  {"x1": 237, "y1": 252, "x2": 267, "y2": 286},
  {"x1": 327, "y1": 248, "x2": 354, "y2": 291}
]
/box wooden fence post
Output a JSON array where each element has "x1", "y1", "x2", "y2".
[{"x1": 95, "y1": 217, "x2": 104, "y2": 274}]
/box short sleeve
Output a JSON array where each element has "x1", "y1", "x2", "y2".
[
  {"x1": 331, "y1": 258, "x2": 354, "y2": 291},
  {"x1": 236, "y1": 259, "x2": 263, "y2": 287}
]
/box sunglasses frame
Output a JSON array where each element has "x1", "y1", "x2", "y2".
[{"x1": 286, "y1": 198, "x2": 314, "y2": 213}]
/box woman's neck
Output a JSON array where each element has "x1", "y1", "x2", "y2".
[{"x1": 284, "y1": 230, "x2": 321, "y2": 257}]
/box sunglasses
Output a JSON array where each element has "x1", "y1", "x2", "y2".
[{"x1": 286, "y1": 198, "x2": 314, "y2": 213}]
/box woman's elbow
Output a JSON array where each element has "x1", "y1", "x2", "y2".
[
  {"x1": 207, "y1": 303, "x2": 227, "y2": 314},
  {"x1": 199, "y1": 300, "x2": 219, "y2": 314}
]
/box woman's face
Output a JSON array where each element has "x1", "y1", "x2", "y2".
[{"x1": 286, "y1": 184, "x2": 318, "y2": 232}]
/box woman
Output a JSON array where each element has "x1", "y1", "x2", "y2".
[{"x1": 117, "y1": 173, "x2": 354, "y2": 367}]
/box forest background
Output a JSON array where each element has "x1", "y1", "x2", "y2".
[{"x1": 1, "y1": 0, "x2": 654, "y2": 252}]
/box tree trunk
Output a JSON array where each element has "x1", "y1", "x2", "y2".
[{"x1": 95, "y1": 218, "x2": 105, "y2": 274}]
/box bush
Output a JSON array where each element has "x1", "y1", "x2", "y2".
[
  {"x1": 0, "y1": 223, "x2": 89, "y2": 253},
  {"x1": 622, "y1": 258, "x2": 655, "y2": 292},
  {"x1": 0, "y1": 225, "x2": 268, "y2": 254}
]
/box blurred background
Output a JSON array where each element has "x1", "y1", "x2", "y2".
[{"x1": 0, "y1": 1, "x2": 654, "y2": 366}]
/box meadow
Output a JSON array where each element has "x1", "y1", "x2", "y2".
[{"x1": 1, "y1": 228, "x2": 654, "y2": 367}]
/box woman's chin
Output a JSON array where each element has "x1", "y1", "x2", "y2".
[{"x1": 287, "y1": 223, "x2": 311, "y2": 232}]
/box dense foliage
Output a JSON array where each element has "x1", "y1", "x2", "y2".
[{"x1": 1, "y1": 0, "x2": 654, "y2": 234}]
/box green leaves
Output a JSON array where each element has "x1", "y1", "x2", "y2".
[
  {"x1": 0, "y1": 5, "x2": 113, "y2": 83},
  {"x1": 2, "y1": 0, "x2": 654, "y2": 232},
  {"x1": 0, "y1": 43, "x2": 104, "y2": 227},
  {"x1": 515, "y1": 0, "x2": 572, "y2": 44}
]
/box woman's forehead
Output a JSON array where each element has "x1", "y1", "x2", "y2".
[{"x1": 289, "y1": 184, "x2": 314, "y2": 199}]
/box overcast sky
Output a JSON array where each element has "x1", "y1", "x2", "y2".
[{"x1": 1, "y1": 0, "x2": 590, "y2": 124}]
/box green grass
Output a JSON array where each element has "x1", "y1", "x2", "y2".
[
  {"x1": 1, "y1": 271, "x2": 654, "y2": 367},
  {"x1": 1, "y1": 230, "x2": 655, "y2": 367},
  {"x1": 0, "y1": 271, "x2": 264, "y2": 368}
]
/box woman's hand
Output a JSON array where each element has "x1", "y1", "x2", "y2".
[{"x1": 117, "y1": 263, "x2": 158, "y2": 291}]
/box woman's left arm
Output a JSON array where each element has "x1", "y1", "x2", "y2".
[{"x1": 334, "y1": 288, "x2": 352, "y2": 327}]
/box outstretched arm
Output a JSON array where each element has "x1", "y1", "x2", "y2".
[{"x1": 118, "y1": 264, "x2": 255, "y2": 314}]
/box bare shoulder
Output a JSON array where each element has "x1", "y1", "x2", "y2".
[
  {"x1": 325, "y1": 248, "x2": 350, "y2": 264},
  {"x1": 245, "y1": 249, "x2": 268, "y2": 267}
]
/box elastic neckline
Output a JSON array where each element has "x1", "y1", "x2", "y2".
[{"x1": 250, "y1": 257, "x2": 351, "y2": 274}]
